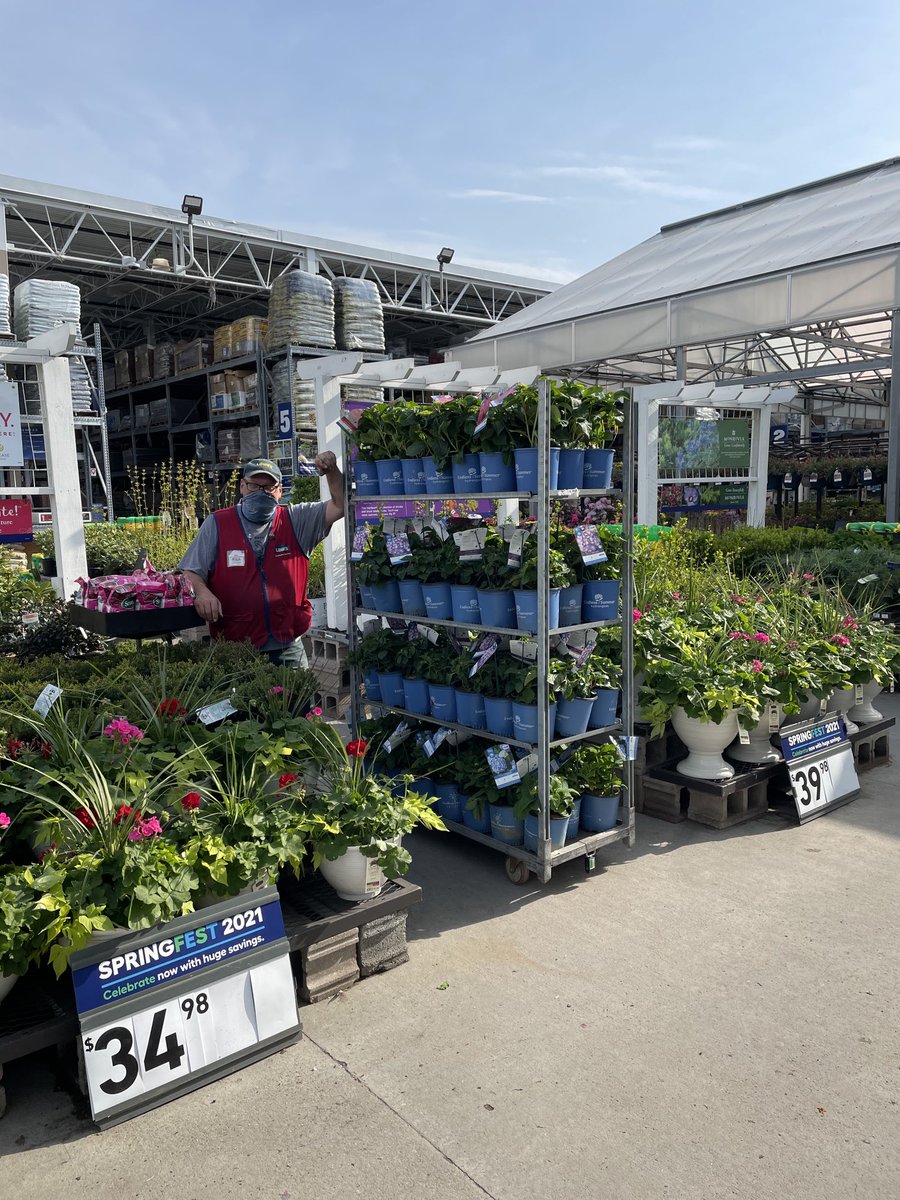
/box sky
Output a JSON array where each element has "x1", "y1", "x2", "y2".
[{"x1": 2, "y1": 0, "x2": 899, "y2": 286}]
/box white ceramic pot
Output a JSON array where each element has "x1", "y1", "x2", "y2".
[
  {"x1": 318, "y1": 844, "x2": 395, "y2": 903},
  {"x1": 728, "y1": 703, "x2": 784, "y2": 764},
  {"x1": 0, "y1": 973, "x2": 19, "y2": 1005},
  {"x1": 194, "y1": 877, "x2": 269, "y2": 911},
  {"x1": 672, "y1": 707, "x2": 739, "y2": 781},
  {"x1": 831, "y1": 686, "x2": 860, "y2": 735},
  {"x1": 848, "y1": 679, "x2": 885, "y2": 724},
  {"x1": 787, "y1": 691, "x2": 833, "y2": 724}
]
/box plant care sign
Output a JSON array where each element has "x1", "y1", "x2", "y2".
[
  {"x1": 0, "y1": 382, "x2": 24, "y2": 467},
  {"x1": 779, "y1": 715, "x2": 860, "y2": 823},
  {"x1": 70, "y1": 886, "x2": 300, "y2": 1127}
]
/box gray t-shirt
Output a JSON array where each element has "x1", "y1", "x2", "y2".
[{"x1": 179, "y1": 501, "x2": 328, "y2": 649}]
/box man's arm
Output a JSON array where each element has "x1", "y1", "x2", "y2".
[
  {"x1": 178, "y1": 516, "x2": 223, "y2": 623},
  {"x1": 183, "y1": 571, "x2": 223, "y2": 623},
  {"x1": 315, "y1": 451, "x2": 344, "y2": 533}
]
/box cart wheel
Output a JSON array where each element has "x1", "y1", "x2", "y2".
[{"x1": 505, "y1": 857, "x2": 530, "y2": 885}]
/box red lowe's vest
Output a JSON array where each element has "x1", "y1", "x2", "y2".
[{"x1": 208, "y1": 505, "x2": 311, "y2": 648}]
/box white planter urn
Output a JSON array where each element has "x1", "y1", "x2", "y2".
[
  {"x1": 0, "y1": 973, "x2": 19, "y2": 1006},
  {"x1": 848, "y1": 679, "x2": 885, "y2": 724},
  {"x1": 319, "y1": 844, "x2": 395, "y2": 903},
  {"x1": 788, "y1": 692, "x2": 833, "y2": 724},
  {"x1": 728, "y1": 703, "x2": 784, "y2": 764},
  {"x1": 831, "y1": 686, "x2": 860, "y2": 735},
  {"x1": 672, "y1": 707, "x2": 740, "y2": 781}
]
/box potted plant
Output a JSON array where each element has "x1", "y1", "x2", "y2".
[
  {"x1": 451, "y1": 742, "x2": 496, "y2": 833},
  {"x1": 479, "y1": 399, "x2": 519, "y2": 491},
  {"x1": 502, "y1": 383, "x2": 561, "y2": 491},
  {"x1": 553, "y1": 655, "x2": 601, "y2": 737},
  {"x1": 0, "y1": 859, "x2": 57, "y2": 1003},
  {"x1": 393, "y1": 635, "x2": 432, "y2": 714},
  {"x1": 307, "y1": 544, "x2": 326, "y2": 627},
  {"x1": 581, "y1": 387, "x2": 625, "y2": 489},
  {"x1": 472, "y1": 650, "x2": 531, "y2": 738},
  {"x1": 512, "y1": 772, "x2": 577, "y2": 851},
  {"x1": 411, "y1": 527, "x2": 458, "y2": 620},
  {"x1": 569, "y1": 743, "x2": 623, "y2": 831},
  {"x1": 351, "y1": 403, "x2": 406, "y2": 495},
  {"x1": 475, "y1": 530, "x2": 518, "y2": 628},
  {"x1": 357, "y1": 526, "x2": 402, "y2": 613},
  {"x1": 291, "y1": 715, "x2": 445, "y2": 901},
  {"x1": 393, "y1": 400, "x2": 429, "y2": 494},
  {"x1": 419, "y1": 638, "x2": 463, "y2": 723},
  {"x1": 352, "y1": 627, "x2": 407, "y2": 708},
  {"x1": 507, "y1": 541, "x2": 575, "y2": 633},
  {"x1": 581, "y1": 527, "x2": 622, "y2": 621},
  {"x1": 509, "y1": 658, "x2": 560, "y2": 745}
]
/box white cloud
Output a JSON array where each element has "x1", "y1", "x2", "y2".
[
  {"x1": 453, "y1": 188, "x2": 553, "y2": 204},
  {"x1": 537, "y1": 164, "x2": 727, "y2": 202},
  {"x1": 655, "y1": 136, "x2": 725, "y2": 153}
]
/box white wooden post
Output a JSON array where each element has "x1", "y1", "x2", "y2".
[
  {"x1": 313, "y1": 371, "x2": 348, "y2": 631},
  {"x1": 747, "y1": 405, "x2": 772, "y2": 528},
  {"x1": 636, "y1": 394, "x2": 659, "y2": 525},
  {"x1": 41, "y1": 356, "x2": 88, "y2": 598}
]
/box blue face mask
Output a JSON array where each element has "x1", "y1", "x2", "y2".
[{"x1": 239, "y1": 491, "x2": 278, "y2": 524}]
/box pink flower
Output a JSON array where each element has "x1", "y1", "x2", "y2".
[
  {"x1": 633, "y1": 609, "x2": 643, "y2": 622},
  {"x1": 672, "y1": 592, "x2": 681, "y2": 599},
  {"x1": 128, "y1": 815, "x2": 162, "y2": 841},
  {"x1": 313, "y1": 706, "x2": 323, "y2": 716},
  {"x1": 731, "y1": 594, "x2": 747, "y2": 605},
  {"x1": 0, "y1": 813, "x2": 9, "y2": 828},
  {"x1": 802, "y1": 573, "x2": 816, "y2": 581},
  {"x1": 752, "y1": 632, "x2": 770, "y2": 643},
  {"x1": 270, "y1": 686, "x2": 285, "y2": 695},
  {"x1": 103, "y1": 717, "x2": 145, "y2": 745},
  {"x1": 831, "y1": 634, "x2": 851, "y2": 647},
  {"x1": 842, "y1": 617, "x2": 858, "y2": 630},
  {"x1": 751, "y1": 659, "x2": 763, "y2": 673},
  {"x1": 728, "y1": 631, "x2": 743, "y2": 640}
]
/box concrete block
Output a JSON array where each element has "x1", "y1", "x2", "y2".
[
  {"x1": 298, "y1": 928, "x2": 360, "y2": 1003},
  {"x1": 358, "y1": 912, "x2": 409, "y2": 977}
]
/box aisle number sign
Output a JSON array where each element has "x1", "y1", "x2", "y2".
[
  {"x1": 70, "y1": 887, "x2": 301, "y2": 1127},
  {"x1": 779, "y1": 715, "x2": 860, "y2": 823}
]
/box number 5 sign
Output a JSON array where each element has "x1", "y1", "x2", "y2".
[{"x1": 70, "y1": 887, "x2": 301, "y2": 1127}]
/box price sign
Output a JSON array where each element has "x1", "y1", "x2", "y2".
[
  {"x1": 780, "y1": 716, "x2": 860, "y2": 823},
  {"x1": 71, "y1": 888, "x2": 300, "y2": 1127}
]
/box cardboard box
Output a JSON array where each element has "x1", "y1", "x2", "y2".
[
  {"x1": 114, "y1": 350, "x2": 133, "y2": 390},
  {"x1": 103, "y1": 362, "x2": 117, "y2": 395},
  {"x1": 134, "y1": 403, "x2": 150, "y2": 430},
  {"x1": 175, "y1": 339, "x2": 213, "y2": 374},
  {"x1": 231, "y1": 316, "x2": 268, "y2": 356},
  {"x1": 239, "y1": 426, "x2": 262, "y2": 459},
  {"x1": 213, "y1": 323, "x2": 234, "y2": 362},
  {"x1": 154, "y1": 341, "x2": 176, "y2": 378},
  {"x1": 134, "y1": 345, "x2": 154, "y2": 384},
  {"x1": 149, "y1": 399, "x2": 168, "y2": 425}
]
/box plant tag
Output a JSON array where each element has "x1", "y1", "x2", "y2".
[
  {"x1": 386, "y1": 531, "x2": 412, "y2": 564},
  {"x1": 429, "y1": 519, "x2": 449, "y2": 542},
  {"x1": 359, "y1": 616, "x2": 381, "y2": 635},
  {"x1": 469, "y1": 633, "x2": 500, "y2": 678},
  {"x1": 737, "y1": 724, "x2": 751, "y2": 745},
  {"x1": 509, "y1": 638, "x2": 538, "y2": 661},
  {"x1": 809, "y1": 471, "x2": 818, "y2": 483},
  {"x1": 196, "y1": 697, "x2": 238, "y2": 726},
  {"x1": 416, "y1": 623, "x2": 440, "y2": 644},
  {"x1": 386, "y1": 617, "x2": 410, "y2": 633},
  {"x1": 833, "y1": 469, "x2": 842, "y2": 483},
  {"x1": 21, "y1": 611, "x2": 40, "y2": 627},
  {"x1": 33, "y1": 683, "x2": 62, "y2": 717},
  {"x1": 408, "y1": 518, "x2": 425, "y2": 535},
  {"x1": 574, "y1": 524, "x2": 607, "y2": 566},
  {"x1": 474, "y1": 386, "x2": 515, "y2": 435},
  {"x1": 516, "y1": 751, "x2": 538, "y2": 779},
  {"x1": 768, "y1": 702, "x2": 781, "y2": 733},
  {"x1": 485, "y1": 743, "x2": 520, "y2": 789},
  {"x1": 819, "y1": 697, "x2": 828, "y2": 715},
  {"x1": 423, "y1": 727, "x2": 451, "y2": 757},
  {"x1": 783, "y1": 472, "x2": 792, "y2": 486},
  {"x1": 350, "y1": 527, "x2": 371, "y2": 561},
  {"x1": 863, "y1": 467, "x2": 873, "y2": 481},
  {"x1": 384, "y1": 720, "x2": 413, "y2": 754},
  {"x1": 573, "y1": 641, "x2": 596, "y2": 667},
  {"x1": 854, "y1": 684, "x2": 864, "y2": 704},
  {"x1": 338, "y1": 411, "x2": 359, "y2": 436},
  {"x1": 617, "y1": 735, "x2": 638, "y2": 762},
  {"x1": 453, "y1": 528, "x2": 486, "y2": 561},
  {"x1": 857, "y1": 573, "x2": 879, "y2": 584},
  {"x1": 507, "y1": 527, "x2": 528, "y2": 568},
  {"x1": 551, "y1": 744, "x2": 579, "y2": 772}
]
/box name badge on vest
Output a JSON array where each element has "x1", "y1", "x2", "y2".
[
  {"x1": 274, "y1": 543, "x2": 291, "y2": 556},
  {"x1": 227, "y1": 549, "x2": 246, "y2": 567}
]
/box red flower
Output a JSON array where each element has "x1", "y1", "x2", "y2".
[
  {"x1": 278, "y1": 773, "x2": 299, "y2": 790},
  {"x1": 74, "y1": 806, "x2": 96, "y2": 829},
  {"x1": 346, "y1": 739, "x2": 368, "y2": 758},
  {"x1": 40, "y1": 741, "x2": 52, "y2": 759},
  {"x1": 156, "y1": 698, "x2": 187, "y2": 718},
  {"x1": 6, "y1": 737, "x2": 23, "y2": 760},
  {"x1": 181, "y1": 792, "x2": 202, "y2": 811},
  {"x1": 37, "y1": 842, "x2": 56, "y2": 864},
  {"x1": 113, "y1": 804, "x2": 133, "y2": 825}
]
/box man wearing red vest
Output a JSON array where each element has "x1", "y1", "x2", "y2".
[{"x1": 180, "y1": 454, "x2": 343, "y2": 666}]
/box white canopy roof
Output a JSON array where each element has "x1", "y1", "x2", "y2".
[{"x1": 453, "y1": 158, "x2": 900, "y2": 371}]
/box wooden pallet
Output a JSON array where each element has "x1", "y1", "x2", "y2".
[{"x1": 643, "y1": 760, "x2": 781, "y2": 830}]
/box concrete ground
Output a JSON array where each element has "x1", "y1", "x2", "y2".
[{"x1": 2, "y1": 698, "x2": 898, "y2": 1200}]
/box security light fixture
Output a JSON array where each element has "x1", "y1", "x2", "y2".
[
  {"x1": 181, "y1": 194, "x2": 203, "y2": 223},
  {"x1": 437, "y1": 247, "x2": 455, "y2": 265}
]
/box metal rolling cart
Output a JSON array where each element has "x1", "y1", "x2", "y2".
[{"x1": 345, "y1": 377, "x2": 635, "y2": 884}]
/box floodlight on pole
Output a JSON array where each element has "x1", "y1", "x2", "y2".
[
  {"x1": 436, "y1": 247, "x2": 455, "y2": 309},
  {"x1": 181, "y1": 194, "x2": 203, "y2": 224}
]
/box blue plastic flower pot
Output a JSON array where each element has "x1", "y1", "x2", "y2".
[
  {"x1": 397, "y1": 579, "x2": 426, "y2": 617},
  {"x1": 554, "y1": 697, "x2": 594, "y2": 738},
  {"x1": 363, "y1": 671, "x2": 381, "y2": 702},
  {"x1": 375, "y1": 458, "x2": 404, "y2": 496},
  {"x1": 512, "y1": 701, "x2": 557, "y2": 744},
  {"x1": 371, "y1": 580, "x2": 402, "y2": 613},
  {"x1": 376, "y1": 671, "x2": 406, "y2": 708},
  {"x1": 583, "y1": 448, "x2": 614, "y2": 489},
  {"x1": 556, "y1": 448, "x2": 585, "y2": 490},
  {"x1": 358, "y1": 583, "x2": 377, "y2": 610},
  {"x1": 461, "y1": 794, "x2": 491, "y2": 833},
  {"x1": 523, "y1": 813, "x2": 570, "y2": 852},
  {"x1": 558, "y1": 583, "x2": 584, "y2": 628},
  {"x1": 589, "y1": 688, "x2": 619, "y2": 730},
  {"x1": 514, "y1": 446, "x2": 560, "y2": 492},
  {"x1": 476, "y1": 588, "x2": 517, "y2": 629},
  {"x1": 514, "y1": 588, "x2": 560, "y2": 634},
  {"x1": 450, "y1": 584, "x2": 481, "y2": 625},
  {"x1": 423, "y1": 457, "x2": 453, "y2": 495},
  {"x1": 580, "y1": 793, "x2": 620, "y2": 832},
  {"x1": 402, "y1": 677, "x2": 431, "y2": 714},
  {"x1": 566, "y1": 796, "x2": 582, "y2": 841},
  {"x1": 489, "y1": 804, "x2": 524, "y2": 846},
  {"x1": 582, "y1": 579, "x2": 620, "y2": 621},
  {"x1": 354, "y1": 459, "x2": 380, "y2": 496},
  {"x1": 451, "y1": 453, "x2": 481, "y2": 494},
  {"x1": 484, "y1": 697, "x2": 514, "y2": 737},
  {"x1": 401, "y1": 458, "x2": 427, "y2": 495},
  {"x1": 432, "y1": 782, "x2": 462, "y2": 823},
  {"x1": 428, "y1": 683, "x2": 457, "y2": 724},
  {"x1": 479, "y1": 451, "x2": 516, "y2": 492},
  {"x1": 455, "y1": 689, "x2": 486, "y2": 730},
  {"x1": 422, "y1": 582, "x2": 453, "y2": 620}
]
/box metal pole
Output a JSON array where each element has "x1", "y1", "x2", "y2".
[
  {"x1": 621, "y1": 392, "x2": 636, "y2": 847},
  {"x1": 94, "y1": 323, "x2": 114, "y2": 519},
  {"x1": 887, "y1": 310, "x2": 900, "y2": 523},
  {"x1": 344, "y1": 440, "x2": 362, "y2": 737},
  {"x1": 536, "y1": 375, "x2": 552, "y2": 883}
]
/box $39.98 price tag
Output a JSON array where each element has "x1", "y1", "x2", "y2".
[{"x1": 787, "y1": 747, "x2": 858, "y2": 818}]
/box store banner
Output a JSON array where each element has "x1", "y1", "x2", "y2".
[
  {"x1": 0, "y1": 381, "x2": 24, "y2": 467},
  {"x1": 0, "y1": 497, "x2": 32, "y2": 543},
  {"x1": 658, "y1": 416, "x2": 751, "y2": 472}
]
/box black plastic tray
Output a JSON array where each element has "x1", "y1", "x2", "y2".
[{"x1": 72, "y1": 605, "x2": 205, "y2": 637}]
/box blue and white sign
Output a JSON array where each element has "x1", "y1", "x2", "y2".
[
  {"x1": 779, "y1": 715, "x2": 860, "y2": 822},
  {"x1": 277, "y1": 401, "x2": 293, "y2": 439}
]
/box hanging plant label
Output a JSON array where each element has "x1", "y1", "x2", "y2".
[
  {"x1": 819, "y1": 697, "x2": 828, "y2": 715},
  {"x1": 857, "y1": 573, "x2": 879, "y2": 585},
  {"x1": 350, "y1": 527, "x2": 371, "y2": 561},
  {"x1": 863, "y1": 467, "x2": 873, "y2": 482},
  {"x1": 428, "y1": 519, "x2": 449, "y2": 542},
  {"x1": 196, "y1": 697, "x2": 238, "y2": 726},
  {"x1": 509, "y1": 638, "x2": 538, "y2": 661},
  {"x1": 485, "y1": 743, "x2": 520, "y2": 789},
  {"x1": 415, "y1": 623, "x2": 440, "y2": 645},
  {"x1": 854, "y1": 684, "x2": 864, "y2": 704},
  {"x1": 423, "y1": 727, "x2": 451, "y2": 757},
  {"x1": 516, "y1": 751, "x2": 538, "y2": 779},
  {"x1": 617, "y1": 735, "x2": 638, "y2": 762},
  {"x1": 474, "y1": 386, "x2": 516, "y2": 435},
  {"x1": 33, "y1": 683, "x2": 62, "y2": 717},
  {"x1": 386, "y1": 617, "x2": 410, "y2": 634},
  {"x1": 574, "y1": 524, "x2": 608, "y2": 566},
  {"x1": 384, "y1": 720, "x2": 414, "y2": 754},
  {"x1": 469, "y1": 633, "x2": 500, "y2": 677},
  {"x1": 809, "y1": 472, "x2": 818, "y2": 483},
  {"x1": 386, "y1": 531, "x2": 413, "y2": 565},
  {"x1": 338, "y1": 412, "x2": 359, "y2": 436},
  {"x1": 768, "y1": 702, "x2": 781, "y2": 733},
  {"x1": 507, "y1": 527, "x2": 529, "y2": 568},
  {"x1": 737, "y1": 724, "x2": 751, "y2": 745},
  {"x1": 833, "y1": 469, "x2": 842, "y2": 482},
  {"x1": 783, "y1": 473, "x2": 792, "y2": 487},
  {"x1": 453, "y1": 528, "x2": 487, "y2": 561}
]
